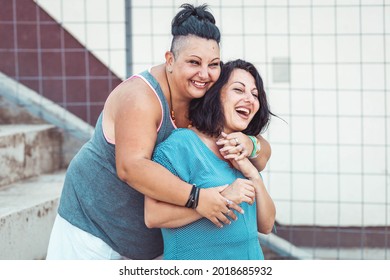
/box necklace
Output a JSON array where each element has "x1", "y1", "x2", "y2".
[
  {"x1": 164, "y1": 68, "x2": 192, "y2": 128},
  {"x1": 165, "y1": 70, "x2": 175, "y2": 122}
]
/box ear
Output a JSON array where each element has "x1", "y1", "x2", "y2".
[{"x1": 165, "y1": 51, "x2": 174, "y2": 72}]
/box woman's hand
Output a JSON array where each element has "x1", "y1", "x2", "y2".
[
  {"x1": 196, "y1": 187, "x2": 245, "y2": 228},
  {"x1": 220, "y1": 178, "x2": 256, "y2": 206},
  {"x1": 230, "y1": 157, "x2": 259, "y2": 180},
  {"x1": 217, "y1": 132, "x2": 271, "y2": 172},
  {"x1": 216, "y1": 132, "x2": 252, "y2": 161},
  {"x1": 145, "y1": 182, "x2": 252, "y2": 229}
]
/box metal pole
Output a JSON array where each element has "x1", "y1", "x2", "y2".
[{"x1": 125, "y1": 0, "x2": 132, "y2": 77}]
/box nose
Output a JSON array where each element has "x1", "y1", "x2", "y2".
[
  {"x1": 245, "y1": 91, "x2": 256, "y2": 103},
  {"x1": 198, "y1": 66, "x2": 208, "y2": 79}
]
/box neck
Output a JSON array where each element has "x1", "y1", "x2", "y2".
[
  {"x1": 191, "y1": 127, "x2": 224, "y2": 159},
  {"x1": 192, "y1": 127, "x2": 218, "y2": 141},
  {"x1": 164, "y1": 69, "x2": 175, "y2": 123},
  {"x1": 164, "y1": 69, "x2": 193, "y2": 128},
  {"x1": 173, "y1": 102, "x2": 192, "y2": 128}
]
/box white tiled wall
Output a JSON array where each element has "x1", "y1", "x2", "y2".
[{"x1": 37, "y1": 0, "x2": 389, "y2": 227}]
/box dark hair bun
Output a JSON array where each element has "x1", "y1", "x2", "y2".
[
  {"x1": 171, "y1": 3, "x2": 220, "y2": 43},
  {"x1": 173, "y1": 4, "x2": 215, "y2": 26}
]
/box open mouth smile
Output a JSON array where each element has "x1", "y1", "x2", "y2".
[
  {"x1": 191, "y1": 80, "x2": 207, "y2": 89},
  {"x1": 235, "y1": 106, "x2": 251, "y2": 118}
]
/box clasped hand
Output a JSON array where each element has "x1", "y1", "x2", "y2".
[
  {"x1": 196, "y1": 132, "x2": 259, "y2": 228},
  {"x1": 217, "y1": 131, "x2": 259, "y2": 179},
  {"x1": 216, "y1": 131, "x2": 252, "y2": 160}
]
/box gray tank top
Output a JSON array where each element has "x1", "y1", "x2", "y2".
[{"x1": 58, "y1": 70, "x2": 175, "y2": 259}]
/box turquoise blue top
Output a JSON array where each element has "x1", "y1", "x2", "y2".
[{"x1": 152, "y1": 129, "x2": 264, "y2": 260}]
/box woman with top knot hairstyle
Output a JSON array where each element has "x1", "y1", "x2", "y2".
[{"x1": 46, "y1": 4, "x2": 272, "y2": 260}]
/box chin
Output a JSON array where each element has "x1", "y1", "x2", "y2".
[
  {"x1": 240, "y1": 124, "x2": 250, "y2": 131},
  {"x1": 191, "y1": 90, "x2": 207, "y2": 99},
  {"x1": 228, "y1": 126, "x2": 246, "y2": 133}
]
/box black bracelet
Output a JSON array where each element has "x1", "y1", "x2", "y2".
[
  {"x1": 192, "y1": 185, "x2": 200, "y2": 209},
  {"x1": 185, "y1": 184, "x2": 198, "y2": 208}
]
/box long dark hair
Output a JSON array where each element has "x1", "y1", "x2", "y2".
[
  {"x1": 170, "y1": 4, "x2": 220, "y2": 57},
  {"x1": 189, "y1": 59, "x2": 273, "y2": 137}
]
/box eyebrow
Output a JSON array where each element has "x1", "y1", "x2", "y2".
[
  {"x1": 233, "y1": 81, "x2": 246, "y2": 87},
  {"x1": 233, "y1": 81, "x2": 258, "y2": 92},
  {"x1": 189, "y1": 55, "x2": 220, "y2": 62}
]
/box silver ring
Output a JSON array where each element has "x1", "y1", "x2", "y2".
[
  {"x1": 226, "y1": 209, "x2": 231, "y2": 215},
  {"x1": 234, "y1": 138, "x2": 239, "y2": 145},
  {"x1": 226, "y1": 199, "x2": 232, "y2": 205}
]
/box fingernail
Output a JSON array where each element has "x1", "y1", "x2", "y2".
[{"x1": 240, "y1": 210, "x2": 245, "y2": 214}]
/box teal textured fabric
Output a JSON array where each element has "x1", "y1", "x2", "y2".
[{"x1": 153, "y1": 129, "x2": 264, "y2": 260}]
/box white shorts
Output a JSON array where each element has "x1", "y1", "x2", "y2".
[{"x1": 46, "y1": 214, "x2": 123, "y2": 260}]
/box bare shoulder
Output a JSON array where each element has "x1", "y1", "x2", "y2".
[
  {"x1": 112, "y1": 77, "x2": 157, "y2": 106},
  {"x1": 103, "y1": 69, "x2": 165, "y2": 140}
]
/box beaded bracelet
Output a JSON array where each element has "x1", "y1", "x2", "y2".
[{"x1": 248, "y1": 135, "x2": 261, "y2": 159}]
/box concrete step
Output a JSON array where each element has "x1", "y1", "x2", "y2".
[
  {"x1": 0, "y1": 170, "x2": 65, "y2": 259},
  {"x1": 0, "y1": 124, "x2": 63, "y2": 187}
]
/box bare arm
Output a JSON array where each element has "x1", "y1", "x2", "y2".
[
  {"x1": 112, "y1": 79, "x2": 190, "y2": 205},
  {"x1": 145, "y1": 196, "x2": 201, "y2": 228},
  {"x1": 230, "y1": 157, "x2": 276, "y2": 234},
  {"x1": 250, "y1": 174, "x2": 276, "y2": 234},
  {"x1": 144, "y1": 179, "x2": 256, "y2": 229},
  {"x1": 104, "y1": 78, "x2": 237, "y2": 227},
  {"x1": 251, "y1": 135, "x2": 271, "y2": 172}
]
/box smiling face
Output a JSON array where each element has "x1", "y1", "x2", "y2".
[
  {"x1": 166, "y1": 35, "x2": 221, "y2": 100},
  {"x1": 220, "y1": 69, "x2": 260, "y2": 134}
]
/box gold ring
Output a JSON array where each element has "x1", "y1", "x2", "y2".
[{"x1": 226, "y1": 199, "x2": 232, "y2": 205}]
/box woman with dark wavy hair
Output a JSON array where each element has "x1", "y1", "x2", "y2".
[{"x1": 145, "y1": 59, "x2": 276, "y2": 260}]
